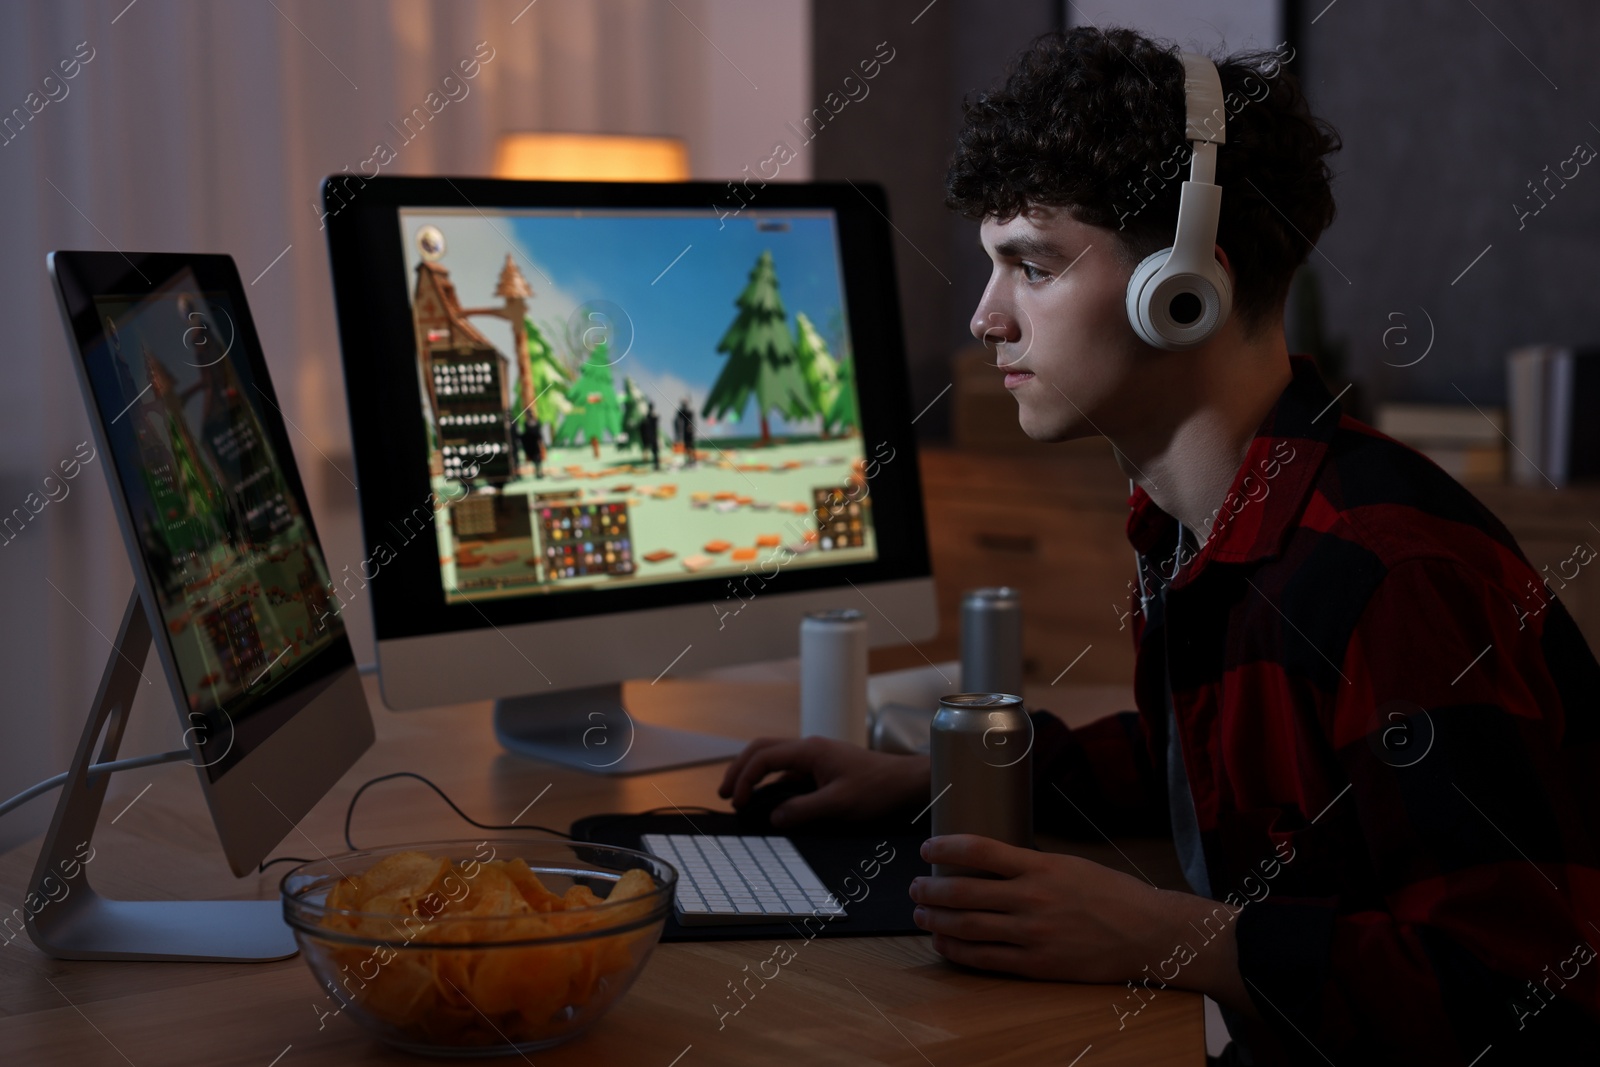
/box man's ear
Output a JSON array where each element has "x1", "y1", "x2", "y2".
[{"x1": 1213, "y1": 244, "x2": 1236, "y2": 285}]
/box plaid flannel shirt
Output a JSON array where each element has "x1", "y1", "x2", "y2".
[{"x1": 1028, "y1": 354, "x2": 1600, "y2": 1064}]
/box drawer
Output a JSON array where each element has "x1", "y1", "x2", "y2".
[{"x1": 922, "y1": 496, "x2": 1138, "y2": 685}]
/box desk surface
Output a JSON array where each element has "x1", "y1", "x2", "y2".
[{"x1": 0, "y1": 673, "x2": 1202, "y2": 1066}]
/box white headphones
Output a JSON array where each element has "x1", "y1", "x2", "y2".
[{"x1": 1124, "y1": 53, "x2": 1233, "y2": 351}]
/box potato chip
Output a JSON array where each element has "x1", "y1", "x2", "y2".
[
  {"x1": 495, "y1": 859, "x2": 565, "y2": 912},
  {"x1": 569, "y1": 926, "x2": 649, "y2": 1005},
  {"x1": 350, "y1": 851, "x2": 450, "y2": 910},
  {"x1": 320, "y1": 877, "x2": 366, "y2": 934},
  {"x1": 609, "y1": 868, "x2": 656, "y2": 902},
  {"x1": 563, "y1": 883, "x2": 605, "y2": 909},
  {"x1": 356, "y1": 952, "x2": 438, "y2": 1021},
  {"x1": 542, "y1": 908, "x2": 607, "y2": 937},
  {"x1": 601, "y1": 868, "x2": 660, "y2": 923},
  {"x1": 326, "y1": 876, "x2": 363, "y2": 911},
  {"x1": 452, "y1": 863, "x2": 529, "y2": 919},
  {"x1": 470, "y1": 942, "x2": 582, "y2": 1018}
]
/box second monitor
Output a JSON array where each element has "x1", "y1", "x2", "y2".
[{"x1": 325, "y1": 179, "x2": 935, "y2": 773}]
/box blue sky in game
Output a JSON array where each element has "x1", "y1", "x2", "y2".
[{"x1": 399, "y1": 208, "x2": 855, "y2": 438}]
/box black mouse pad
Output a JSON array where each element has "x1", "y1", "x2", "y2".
[{"x1": 570, "y1": 809, "x2": 932, "y2": 942}]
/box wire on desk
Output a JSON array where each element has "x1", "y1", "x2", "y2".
[
  {"x1": 3, "y1": 750, "x2": 727, "y2": 874},
  {"x1": 255, "y1": 770, "x2": 721, "y2": 873},
  {"x1": 343, "y1": 771, "x2": 574, "y2": 849},
  {"x1": 0, "y1": 748, "x2": 191, "y2": 820},
  {"x1": 256, "y1": 770, "x2": 567, "y2": 872}
]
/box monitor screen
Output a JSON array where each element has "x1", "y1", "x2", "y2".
[
  {"x1": 395, "y1": 207, "x2": 878, "y2": 606},
  {"x1": 79, "y1": 267, "x2": 347, "y2": 777},
  {"x1": 325, "y1": 178, "x2": 932, "y2": 696}
]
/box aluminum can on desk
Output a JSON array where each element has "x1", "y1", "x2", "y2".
[
  {"x1": 961, "y1": 587, "x2": 1023, "y2": 697},
  {"x1": 929, "y1": 693, "x2": 1033, "y2": 877},
  {"x1": 799, "y1": 608, "x2": 868, "y2": 747}
]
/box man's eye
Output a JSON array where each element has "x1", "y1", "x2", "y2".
[{"x1": 1020, "y1": 262, "x2": 1050, "y2": 282}]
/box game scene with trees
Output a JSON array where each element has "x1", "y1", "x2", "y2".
[
  {"x1": 399, "y1": 209, "x2": 878, "y2": 604},
  {"x1": 88, "y1": 283, "x2": 344, "y2": 725}
]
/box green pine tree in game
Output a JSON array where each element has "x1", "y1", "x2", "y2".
[
  {"x1": 793, "y1": 311, "x2": 842, "y2": 438},
  {"x1": 619, "y1": 374, "x2": 648, "y2": 449},
  {"x1": 702, "y1": 250, "x2": 813, "y2": 446},
  {"x1": 166, "y1": 410, "x2": 222, "y2": 554},
  {"x1": 555, "y1": 340, "x2": 624, "y2": 458},
  {"x1": 827, "y1": 354, "x2": 859, "y2": 435},
  {"x1": 518, "y1": 315, "x2": 572, "y2": 430}
]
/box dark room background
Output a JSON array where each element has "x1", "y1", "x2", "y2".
[{"x1": 811, "y1": 0, "x2": 1600, "y2": 440}]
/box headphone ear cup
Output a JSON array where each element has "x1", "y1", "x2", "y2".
[
  {"x1": 1124, "y1": 247, "x2": 1173, "y2": 349},
  {"x1": 1125, "y1": 250, "x2": 1232, "y2": 351}
]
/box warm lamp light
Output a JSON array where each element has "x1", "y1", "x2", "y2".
[{"x1": 492, "y1": 133, "x2": 690, "y2": 181}]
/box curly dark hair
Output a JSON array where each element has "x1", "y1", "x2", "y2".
[{"x1": 946, "y1": 27, "x2": 1341, "y2": 332}]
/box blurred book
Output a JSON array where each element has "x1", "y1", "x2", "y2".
[
  {"x1": 1375, "y1": 402, "x2": 1506, "y2": 484},
  {"x1": 1506, "y1": 345, "x2": 1600, "y2": 487}
]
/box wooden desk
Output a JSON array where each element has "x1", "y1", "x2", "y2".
[{"x1": 0, "y1": 675, "x2": 1203, "y2": 1065}]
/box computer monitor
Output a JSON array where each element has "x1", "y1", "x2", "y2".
[
  {"x1": 324, "y1": 178, "x2": 936, "y2": 773},
  {"x1": 49, "y1": 251, "x2": 374, "y2": 880}
]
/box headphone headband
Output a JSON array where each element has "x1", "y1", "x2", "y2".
[
  {"x1": 1123, "y1": 52, "x2": 1234, "y2": 351},
  {"x1": 1181, "y1": 53, "x2": 1227, "y2": 146}
]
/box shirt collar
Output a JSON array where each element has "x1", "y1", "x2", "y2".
[{"x1": 1126, "y1": 354, "x2": 1340, "y2": 591}]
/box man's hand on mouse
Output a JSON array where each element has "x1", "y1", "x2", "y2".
[
  {"x1": 718, "y1": 736, "x2": 930, "y2": 827},
  {"x1": 910, "y1": 834, "x2": 1255, "y2": 1015}
]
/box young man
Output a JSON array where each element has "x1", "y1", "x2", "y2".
[{"x1": 720, "y1": 27, "x2": 1600, "y2": 1065}]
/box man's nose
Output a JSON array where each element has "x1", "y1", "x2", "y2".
[{"x1": 972, "y1": 308, "x2": 1019, "y2": 347}]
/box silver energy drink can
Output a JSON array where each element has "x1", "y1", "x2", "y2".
[
  {"x1": 799, "y1": 609, "x2": 868, "y2": 747},
  {"x1": 929, "y1": 693, "x2": 1033, "y2": 877},
  {"x1": 960, "y1": 587, "x2": 1023, "y2": 697}
]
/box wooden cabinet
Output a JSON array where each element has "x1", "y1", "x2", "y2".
[
  {"x1": 873, "y1": 439, "x2": 1138, "y2": 684},
  {"x1": 1469, "y1": 480, "x2": 1600, "y2": 642},
  {"x1": 871, "y1": 442, "x2": 1600, "y2": 685}
]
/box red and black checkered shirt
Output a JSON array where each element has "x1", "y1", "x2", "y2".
[{"x1": 1029, "y1": 354, "x2": 1600, "y2": 1065}]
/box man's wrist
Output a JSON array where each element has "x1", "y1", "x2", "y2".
[{"x1": 1153, "y1": 888, "x2": 1256, "y2": 1018}]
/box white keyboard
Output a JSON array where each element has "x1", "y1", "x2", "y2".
[{"x1": 640, "y1": 833, "x2": 847, "y2": 926}]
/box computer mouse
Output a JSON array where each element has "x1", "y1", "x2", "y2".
[{"x1": 733, "y1": 773, "x2": 819, "y2": 834}]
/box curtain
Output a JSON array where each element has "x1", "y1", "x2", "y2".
[{"x1": 0, "y1": 0, "x2": 809, "y2": 852}]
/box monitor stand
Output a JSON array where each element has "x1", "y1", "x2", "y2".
[
  {"x1": 24, "y1": 590, "x2": 297, "y2": 962},
  {"x1": 493, "y1": 684, "x2": 747, "y2": 775}
]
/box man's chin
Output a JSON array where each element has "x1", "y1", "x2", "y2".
[{"x1": 1016, "y1": 408, "x2": 1085, "y2": 444}]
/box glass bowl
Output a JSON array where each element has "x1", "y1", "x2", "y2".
[{"x1": 280, "y1": 838, "x2": 677, "y2": 1056}]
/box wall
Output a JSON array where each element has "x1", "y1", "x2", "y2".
[
  {"x1": 810, "y1": 0, "x2": 1062, "y2": 443},
  {"x1": 1291, "y1": 0, "x2": 1600, "y2": 407},
  {"x1": 811, "y1": 0, "x2": 1600, "y2": 421}
]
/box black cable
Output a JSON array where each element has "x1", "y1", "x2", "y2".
[
  {"x1": 255, "y1": 769, "x2": 721, "y2": 874},
  {"x1": 342, "y1": 771, "x2": 575, "y2": 851}
]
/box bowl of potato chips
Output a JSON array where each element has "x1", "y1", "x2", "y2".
[{"x1": 280, "y1": 839, "x2": 676, "y2": 1056}]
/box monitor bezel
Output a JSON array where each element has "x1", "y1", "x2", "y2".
[
  {"x1": 48, "y1": 249, "x2": 373, "y2": 875},
  {"x1": 324, "y1": 177, "x2": 933, "y2": 644}
]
